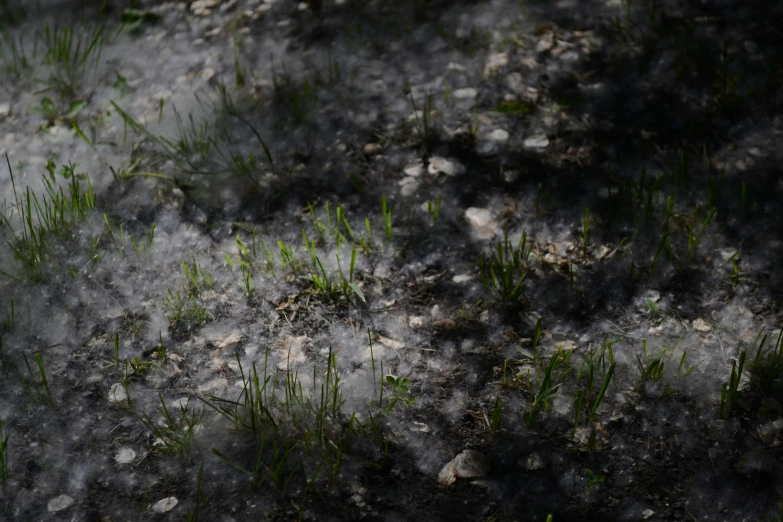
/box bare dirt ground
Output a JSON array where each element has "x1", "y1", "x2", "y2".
[{"x1": 1, "y1": 0, "x2": 783, "y2": 520}]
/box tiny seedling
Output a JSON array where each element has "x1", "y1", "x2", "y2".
[
  {"x1": 182, "y1": 259, "x2": 215, "y2": 295},
  {"x1": 139, "y1": 394, "x2": 202, "y2": 459},
  {"x1": 271, "y1": 59, "x2": 320, "y2": 127},
  {"x1": 582, "y1": 207, "x2": 590, "y2": 253},
  {"x1": 38, "y1": 22, "x2": 108, "y2": 99},
  {"x1": 590, "y1": 362, "x2": 615, "y2": 420},
  {"x1": 164, "y1": 289, "x2": 212, "y2": 330},
  {"x1": 381, "y1": 196, "x2": 393, "y2": 243},
  {"x1": 17, "y1": 351, "x2": 54, "y2": 404},
  {"x1": 240, "y1": 264, "x2": 254, "y2": 297},
  {"x1": 720, "y1": 350, "x2": 746, "y2": 418},
  {"x1": 1, "y1": 155, "x2": 95, "y2": 281},
  {"x1": 707, "y1": 157, "x2": 725, "y2": 207},
  {"x1": 650, "y1": 231, "x2": 669, "y2": 275},
  {"x1": 110, "y1": 88, "x2": 273, "y2": 180},
  {"x1": 727, "y1": 250, "x2": 743, "y2": 288},
  {"x1": 532, "y1": 316, "x2": 543, "y2": 352},
  {"x1": 612, "y1": 0, "x2": 633, "y2": 35},
  {"x1": 490, "y1": 396, "x2": 502, "y2": 435},
  {"x1": 126, "y1": 222, "x2": 156, "y2": 258},
  {"x1": 678, "y1": 351, "x2": 700, "y2": 378},
  {"x1": 479, "y1": 227, "x2": 530, "y2": 302},
  {"x1": 0, "y1": 30, "x2": 32, "y2": 81},
  {"x1": 535, "y1": 183, "x2": 551, "y2": 216},
  {"x1": 186, "y1": 461, "x2": 208, "y2": 522},
  {"x1": 2, "y1": 299, "x2": 15, "y2": 332},
  {"x1": 686, "y1": 208, "x2": 716, "y2": 258},
  {"x1": 408, "y1": 91, "x2": 435, "y2": 144},
  {"x1": 427, "y1": 197, "x2": 442, "y2": 227},
  {"x1": 29, "y1": 97, "x2": 86, "y2": 128},
  {"x1": 384, "y1": 374, "x2": 414, "y2": 413},
  {"x1": 573, "y1": 389, "x2": 583, "y2": 428},
  {"x1": 156, "y1": 332, "x2": 167, "y2": 362},
  {"x1": 585, "y1": 468, "x2": 606, "y2": 488},
  {"x1": 0, "y1": 419, "x2": 8, "y2": 484},
  {"x1": 713, "y1": 40, "x2": 744, "y2": 111},
  {"x1": 120, "y1": 365, "x2": 133, "y2": 409},
  {"x1": 121, "y1": 8, "x2": 163, "y2": 34},
  {"x1": 202, "y1": 346, "x2": 354, "y2": 488},
  {"x1": 128, "y1": 355, "x2": 155, "y2": 378},
  {"x1": 751, "y1": 329, "x2": 783, "y2": 396},
  {"x1": 524, "y1": 350, "x2": 566, "y2": 428}
]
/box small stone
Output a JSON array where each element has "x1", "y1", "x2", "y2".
[
  {"x1": 274, "y1": 335, "x2": 308, "y2": 369},
  {"x1": 0, "y1": 102, "x2": 10, "y2": 120},
  {"x1": 404, "y1": 162, "x2": 424, "y2": 177},
  {"x1": 438, "y1": 450, "x2": 490, "y2": 485},
  {"x1": 452, "y1": 274, "x2": 473, "y2": 284},
  {"x1": 485, "y1": 129, "x2": 509, "y2": 142},
  {"x1": 364, "y1": 143, "x2": 382, "y2": 155},
  {"x1": 191, "y1": 0, "x2": 218, "y2": 15},
  {"x1": 48, "y1": 495, "x2": 74, "y2": 512},
  {"x1": 428, "y1": 156, "x2": 465, "y2": 177},
  {"x1": 521, "y1": 57, "x2": 539, "y2": 70},
  {"x1": 197, "y1": 377, "x2": 228, "y2": 394},
  {"x1": 484, "y1": 52, "x2": 508, "y2": 76},
  {"x1": 523, "y1": 135, "x2": 550, "y2": 150},
  {"x1": 692, "y1": 318, "x2": 712, "y2": 332},
  {"x1": 465, "y1": 207, "x2": 491, "y2": 227},
  {"x1": 218, "y1": 332, "x2": 243, "y2": 349},
  {"x1": 551, "y1": 41, "x2": 571, "y2": 57},
  {"x1": 642, "y1": 509, "x2": 655, "y2": 519},
  {"x1": 503, "y1": 170, "x2": 520, "y2": 183},
  {"x1": 597, "y1": 186, "x2": 619, "y2": 198},
  {"x1": 205, "y1": 28, "x2": 222, "y2": 40},
  {"x1": 464, "y1": 207, "x2": 497, "y2": 239},
  {"x1": 453, "y1": 87, "x2": 478, "y2": 99},
  {"x1": 151, "y1": 497, "x2": 178, "y2": 514},
  {"x1": 254, "y1": 3, "x2": 273, "y2": 16},
  {"x1": 479, "y1": 310, "x2": 489, "y2": 324},
  {"x1": 399, "y1": 176, "x2": 420, "y2": 196},
  {"x1": 108, "y1": 383, "x2": 128, "y2": 404},
  {"x1": 433, "y1": 318, "x2": 457, "y2": 330},
  {"x1": 376, "y1": 335, "x2": 405, "y2": 350},
  {"x1": 201, "y1": 68, "x2": 215, "y2": 81},
  {"x1": 361, "y1": 341, "x2": 394, "y2": 362},
  {"x1": 115, "y1": 448, "x2": 136, "y2": 464},
  {"x1": 560, "y1": 50, "x2": 580, "y2": 62},
  {"x1": 409, "y1": 316, "x2": 424, "y2": 328},
  {"x1": 220, "y1": 0, "x2": 239, "y2": 12},
  {"x1": 720, "y1": 248, "x2": 738, "y2": 261},
  {"x1": 536, "y1": 32, "x2": 555, "y2": 53},
  {"x1": 525, "y1": 453, "x2": 545, "y2": 471},
  {"x1": 103, "y1": 307, "x2": 125, "y2": 319},
  {"x1": 506, "y1": 73, "x2": 523, "y2": 93},
  {"x1": 373, "y1": 262, "x2": 391, "y2": 279},
  {"x1": 411, "y1": 421, "x2": 431, "y2": 432}
]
